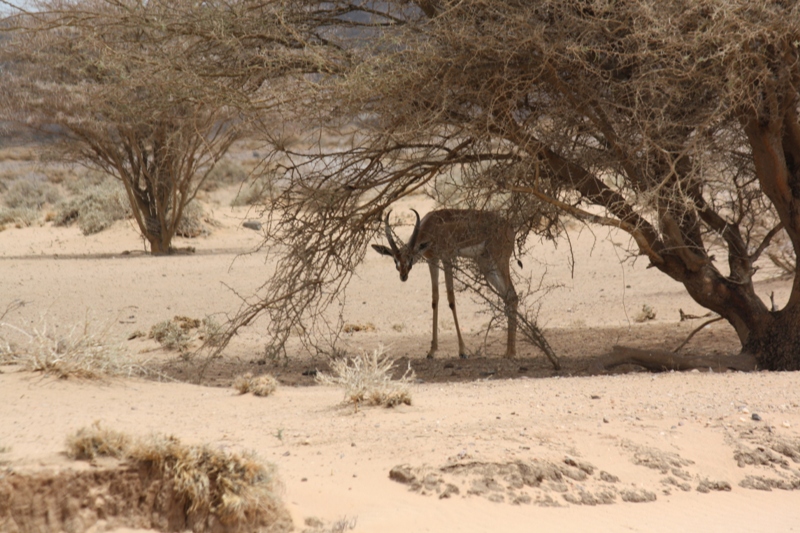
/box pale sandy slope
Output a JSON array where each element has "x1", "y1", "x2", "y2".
[
  {"x1": 1, "y1": 198, "x2": 799, "y2": 532},
  {"x1": 3, "y1": 370, "x2": 800, "y2": 532}
]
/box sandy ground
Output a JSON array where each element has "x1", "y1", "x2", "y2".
[{"x1": 2, "y1": 193, "x2": 800, "y2": 532}]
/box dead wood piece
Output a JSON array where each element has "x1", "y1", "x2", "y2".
[
  {"x1": 673, "y1": 316, "x2": 723, "y2": 352},
  {"x1": 598, "y1": 346, "x2": 756, "y2": 373},
  {"x1": 678, "y1": 309, "x2": 713, "y2": 321}
]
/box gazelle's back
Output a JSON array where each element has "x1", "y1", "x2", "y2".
[{"x1": 419, "y1": 209, "x2": 513, "y2": 260}]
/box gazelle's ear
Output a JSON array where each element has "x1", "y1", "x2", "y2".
[{"x1": 372, "y1": 244, "x2": 394, "y2": 257}]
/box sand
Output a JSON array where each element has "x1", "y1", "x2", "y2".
[{"x1": 1, "y1": 194, "x2": 800, "y2": 532}]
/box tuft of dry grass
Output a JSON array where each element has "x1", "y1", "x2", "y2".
[
  {"x1": 342, "y1": 322, "x2": 376, "y2": 333},
  {"x1": 0, "y1": 314, "x2": 137, "y2": 379},
  {"x1": 634, "y1": 304, "x2": 656, "y2": 323},
  {"x1": 149, "y1": 317, "x2": 197, "y2": 352},
  {"x1": 65, "y1": 425, "x2": 290, "y2": 531},
  {"x1": 316, "y1": 346, "x2": 414, "y2": 408},
  {"x1": 66, "y1": 421, "x2": 130, "y2": 460},
  {"x1": 234, "y1": 372, "x2": 279, "y2": 397},
  {"x1": 149, "y1": 316, "x2": 224, "y2": 355},
  {"x1": 303, "y1": 515, "x2": 358, "y2": 533}
]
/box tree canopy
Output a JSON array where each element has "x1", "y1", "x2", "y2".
[{"x1": 232, "y1": 0, "x2": 800, "y2": 369}]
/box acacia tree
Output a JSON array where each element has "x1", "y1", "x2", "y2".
[
  {"x1": 224, "y1": 0, "x2": 800, "y2": 370},
  {"x1": 0, "y1": 0, "x2": 251, "y2": 254}
]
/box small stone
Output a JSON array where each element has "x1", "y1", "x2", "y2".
[{"x1": 751, "y1": 413, "x2": 762, "y2": 421}]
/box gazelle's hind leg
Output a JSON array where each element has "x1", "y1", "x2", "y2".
[
  {"x1": 427, "y1": 262, "x2": 440, "y2": 359},
  {"x1": 479, "y1": 256, "x2": 518, "y2": 358},
  {"x1": 443, "y1": 261, "x2": 468, "y2": 358}
]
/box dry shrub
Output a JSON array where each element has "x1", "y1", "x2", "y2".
[
  {"x1": 198, "y1": 315, "x2": 226, "y2": 347},
  {"x1": 149, "y1": 317, "x2": 197, "y2": 352},
  {"x1": 234, "y1": 372, "x2": 279, "y2": 397},
  {"x1": 176, "y1": 201, "x2": 216, "y2": 238},
  {"x1": 54, "y1": 177, "x2": 130, "y2": 234},
  {"x1": 65, "y1": 425, "x2": 291, "y2": 532},
  {"x1": 303, "y1": 516, "x2": 358, "y2": 533},
  {"x1": 634, "y1": 304, "x2": 656, "y2": 323},
  {"x1": 316, "y1": 346, "x2": 413, "y2": 408},
  {"x1": 202, "y1": 158, "x2": 248, "y2": 191},
  {"x1": 149, "y1": 316, "x2": 222, "y2": 353},
  {"x1": 0, "y1": 315, "x2": 136, "y2": 379},
  {"x1": 3, "y1": 174, "x2": 61, "y2": 209},
  {"x1": 66, "y1": 421, "x2": 130, "y2": 460},
  {"x1": 0, "y1": 206, "x2": 40, "y2": 228},
  {"x1": 342, "y1": 322, "x2": 376, "y2": 333},
  {"x1": 230, "y1": 176, "x2": 279, "y2": 207}
]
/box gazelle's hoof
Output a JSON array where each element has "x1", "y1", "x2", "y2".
[
  {"x1": 426, "y1": 352, "x2": 436, "y2": 359},
  {"x1": 459, "y1": 353, "x2": 469, "y2": 359}
]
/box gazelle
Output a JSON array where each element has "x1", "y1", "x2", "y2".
[{"x1": 372, "y1": 209, "x2": 518, "y2": 359}]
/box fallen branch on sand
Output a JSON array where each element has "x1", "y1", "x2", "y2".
[{"x1": 595, "y1": 346, "x2": 757, "y2": 373}]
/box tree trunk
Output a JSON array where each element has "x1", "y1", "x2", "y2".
[
  {"x1": 743, "y1": 302, "x2": 800, "y2": 371},
  {"x1": 148, "y1": 237, "x2": 171, "y2": 255},
  {"x1": 143, "y1": 212, "x2": 172, "y2": 255}
]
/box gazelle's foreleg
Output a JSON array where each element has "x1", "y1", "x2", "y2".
[
  {"x1": 443, "y1": 261, "x2": 468, "y2": 358},
  {"x1": 427, "y1": 261, "x2": 440, "y2": 359}
]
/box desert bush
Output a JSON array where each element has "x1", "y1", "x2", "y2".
[
  {"x1": 0, "y1": 206, "x2": 40, "y2": 227},
  {"x1": 149, "y1": 316, "x2": 223, "y2": 354},
  {"x1": 149, "y1": 317, "x2": 197, "y2": 352},
  {"x1": 175, "y1": 201, "x2": 214, "y2": 238},
  {"x1": 201, "y1": 158, "x2": 248, "y2": 191},
  {"x1": 234, "y1": 372, "x2": 279, "y2": 397},
  {"x1": 3, "y1": 174, "x2": 60, "y2": 209},
  {"x1": 230, "y1": 179, "x2": 273, "y2": 207},
  {"x1": 54, "y1": 177, "x2": 130, "y2": 234},
  {"x1": 198, "y1": 316, "x2": 225, "y2": 347},
  {"x1": 66, "y1": 425, "x2": 291, "y2": 532},
  {"x1": 316, "y1": 346, "x2": 413, "y2": 408},
  {"x1": 0, "y1": 315, "x2": 136, "y2": 379}
]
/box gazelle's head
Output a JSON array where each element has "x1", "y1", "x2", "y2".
[{"x1": 371, "y1": 209, "x2": 429, "y2": 282}]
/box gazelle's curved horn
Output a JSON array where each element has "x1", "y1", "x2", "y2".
[
  {"x1": 408, "y1": 209, "x2": 421, "y2": 250},
  {"x1": 384, "y1": 210, "x2": 400, "y2": 255}
]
